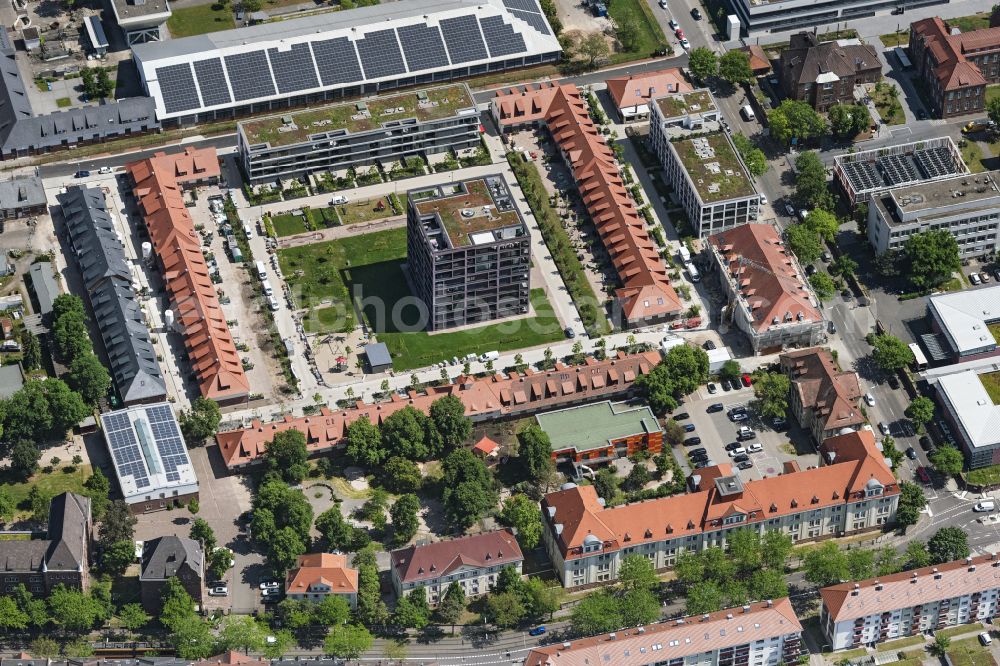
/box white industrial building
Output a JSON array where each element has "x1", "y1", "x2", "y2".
[{"x1": 933, "y1": 369, "x2": 1000, "y2": 469}]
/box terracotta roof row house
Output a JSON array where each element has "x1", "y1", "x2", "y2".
[
  {"x1": 604, "y1": 67, "x2": 692, "y2": 122},
  {"x1": 285, "y1": 553, "x2": 358, "y2": 607},
  {"x1": 391, "y1": 529, "x2": 523, "y2": 604},
  {"x1": 215, "y1": 350, "x2": 661, "y2": 469},
  {"x1": 910, "y1": 17, "x2": 1000, "y2": 118},
  {"x1": 707, "y1": 224, "x2": 825, "y2": 355},
  {"x1": 126, "y1": 148, "x2": 249, "y2": 404},
  {"x1": 490, "y1": 83, "x2": 682, "y2": 325},
  {"x1": 540, "y1": 429, "x2": 897, "y2": 588},
  {"x1": 778, "y1": 32, "x2": 881, "y2": 112},
  {"x1": 780, "y1": 347, "x2": 863, "y2": 443}
]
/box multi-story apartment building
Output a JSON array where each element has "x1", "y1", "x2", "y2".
[
  {"x1": 868, "y1": 171, "x2": 1000, "y2": 258},
  {"x1": 707, "y1": 224, "x2": 825, "y2": 355},
  {"x1": 140, "y1": 535, "x2": 204, "y2": 612},
  {"x1": 541, "y1": 429, "x2": 897, "y2": 589},
  {"x1": 285, "y1": 553, "x2": 358, "y2": 608},
  {"x1": 525, "y1": 599, "x2": 802, "y2": 666},
  {"x1": 934, "y1": 369, "x2": 1000, "y2": 468},
  {"x1": 726, "y1": 0, "x2": 946, "y2": 37},
  {"x1": 648, "y1": 90, "x2": 760, "y2": 238},
  {"x1": 0, "y1": 176, "x2": 45, "y2": 220},
  {"x1": 834, "y1": 137, "x2": 967, "y2": 206},
  {"x1": 0, "y1": 493, "x2": 91, "y2": 596},
  {"x1": 237, "y1": 84, "x2": 480, "y2": 185},
  {"x1": 821, "y1": 553, "x2": 1000, "y2": 650},
  {"x1": 406, "y1": 175, "x2": 530, "y2": 331},
  {"x1": 781, "y1": 348, "x2": 864, "y2": 443},
  {"x1": 910, "y1": 18, "x2": 1000, "y2": 118},
  {"x1": 390, "y1": 529, "x2": 523, "y2": 605},
  {"x1": 778, "y1": 33, "x2": 882, "y2": 112},
  {"x1": 923, "y1": 286, "x2": 1000, "y2": 365}
]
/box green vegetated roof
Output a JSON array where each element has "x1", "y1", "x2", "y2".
[
  {"x1": 535, "y1": 401, "x2": 659, "y2": 453},
  {"x1": 241, "y1": 83, "x2": 475, "y2": 147},
  {"x1": 673, "y1": 131, "x2": 755, "y2": 203},
  {"x1": 655, "y1": 89, "x2": 715, "y2": 119},
  {"x1": 414, "y1": 178, "x2": 522, "y2": 248}
]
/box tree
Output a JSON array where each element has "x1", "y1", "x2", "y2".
[
  {"x1": 686, "y1": 580, "x2": 725, "y2": 614},
  {"x1": 0, "y1": 487, "x2": 14, "y2": 524},
  {"x1": 518, "y1": 424, "x2": 554, "y2": 482},
  {"x1": 428, "y1": 395, "x2": 472, "y2": 453},
  {"x1": 99, "y1": 500, "x2": 137, "y2": 548},
  {"x1": 731, "y1": 133, "x2": 767, "y2": 177},
  {"x1": 29, "y1": 638, "x2": 59, "y2": 658},
  {"x1": 393, "y1": 591, "x2": 430, "y2": 629},
  {"x1": 169, "y1": 616, "x2": 215, "y2": 659},
  {"x1": 870, "y1": 333, "x2": 914, "y2": 371},
  {"x1": 577, "y1": 32, "x2": 610, "y2": 67},
  {"x1": 102, "y1": 539, "x2": 136, "y2": 576},
  {"x1": 688, "y1": 47, "x2": 719, "y2": 82},
  {"x1": 48, "y1": 584, "x2": 102, "y2": 633},
  {"x1": 44, "y1": 378, "x2": 89, "y2": 434},
  {"x1": 20, "y1": 330, "x2": 41, "y2": 371},
  {"x1": 359, "y1": 487, "x2": 389, "y2": 531},
  {"x1": 786, "y1": 224, "x2": 823, "y2": 265},
  {"x1": 593, "y1": 466, "x2": 619, "y2": 503},
  {"x1": 265, "y1": 429, "x2": 309, "y2": 484},
  {"x1": 160, "y1": 576, "x2": 196, "y2": 630},
  {"x1": 618, "y1": 553, "x2": 659, "y2": 592},
  {"x1": 988, "y1": 96, "x2": 1000, "y2": 127},
  {"x1": 179, "y1": 397, "x2": 221, "y2": 446},
  {"x1": 437, "y1": 582, "x2": 466, "y2": 632},
  {"x1": 325, "y1": 624, "x2": 373, "y2": 659},
  {"x1": 794, "y1": 151, "x2": 831, "y2": 210},
  {"x1": 906, "y1": 396, "x2": 935, "y2": 427},
  {"x1": 190, "y1": 518, "x2": 217, "y2": 553},
  {"x1": 83, "y1": 469, "x2": 111, "y2": 520},
  {"x1": 930, "y1": 635, "x2": 952, "y2": 657},
  {"x1": 830, "y1": 255, "x2": 858, "y2": 278},
  {"x1": 381, "y1": 456, "x2": 422, "y2": 493},
  {"x1": 748, "y1": 568, "x2": 788, "y2": 600},
  {"x1": 622, "y1": 462, "x2": 651, "y2": 492},
  {"x1": 208, "y1": 547, "x2": 234, "y2": 579},
  {"x1": 0, "y1": 596, "x2": 29, "y2": 631},
  {"x1": 805, "y1": 208, "x2": 839, "y2": 243},
  {"x1": 761, "y1": 530, "x2": 793, "y2": 571},
  {"x1": 381, "y1": 406, "x2": 430, "y2": 460},
  {"x1": 769, "y1": 100, "x2": 828, "y2": 145},
  {"x1": 829, "y1": 103, "x2": 870, "y2": 137},
  {"x1": 614, "y1": 13, "x2": 640, "y2": 52},
  {"x1": 928, "y1": 526, "x2": 969, "y2": 563},
  {"x1": 905, "y1": 541, "x2": 932, "y2": 569},
  {"x1": 809, "y1": 272, "x2": 836, "y2": 301},
  {"x1": 487, "y1": 590, "x2": 526, "y2": 628},
  {"x1": 11, "y1": 585, "x2": 48, "y2": 628},
  {"x1": 68, "y1": 352, "x2": 111, "y2": 406},
  {"x1": 118, "y1": 603, "x2": 150, "y2": 633},
  {"x1": 929, "y1": 445, "x2": 963, "y2": 477},
  {"x1": 570, "y1": 590, "x2": 622, "y2": 635},
  {"x1": 803, "y1": 542, "x2": 848, "y2": 586},
  {"x1": 315, "y1": 505, "x2": 355, "y2": 551},
  {"x1": 846, "y1": 549, "x2": 875, "y2": 580},
  {"x1": 270, "y1": 526, "x2": 308, "y2": 573},
  {"x1": 355, "y1": 546, "x2": 389, "y2": 626},
  {"x1": 346, "y1": 415, "x2": 384, "y2": 467},
  {"x1": 252, "y1": 480, "x2": 313, "y2": 573},
  {"x1": 751, "y1": 372, "x2": 790, "y2": 420},
  {"x1": 264, "y1": 630, "x2": 294, "y2": 659},
  {"x1": 499, "y1": 494, "x2": 542, "y2": 550},
  {"x1": 9, "y1": 440, "x2": 40, "y2": 480},
  {"x1": 441, "y1": 449, "x2": 497, "y2": 529},
  {"x1": 390, "y1": 494, "x2": 420, "y2": 546},
  {"x1": 663, "y1": 419, "x2": 686, "y2": 447},
  {"x1": 662, "y1": 345, "x2": 710, "y2": 396},
  {"x1": 896, "y1": 481, "x2": 926, "y2": 528},
  {"x1": 905, "y1": 229, "x2": 961, "y2": 290},
  {"x1": 52, "y1": 309, "x2": 91, "y2": 363},
  {"x1": 218, "y1": 615, "x2": 268, "y2": 653},
  {"x1": 27, "y1": 486, "x2": 51, "y2": 523},
  {"x1": 719, "y1": 49, "x2": 752, "y2": 84}
]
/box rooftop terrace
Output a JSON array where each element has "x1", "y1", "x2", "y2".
[
  {"x1": 655, "y1": 89, "x2": 716, "y2": 119},
  {"x1": 878, "y1": 171, "x2": 1000, "y2": 224},
  {"x1": 672, "y1": 132, "x2": 755, "y2": 203},
  {"x1": 240, "y1": 83, "x2": 475, "y2": 148},
  {"x1": 412, "y1": 176, "x2": 525, "y2": 248},
  {"x1": 535, "y1": 400, "x2": 659, "y2": 453}
]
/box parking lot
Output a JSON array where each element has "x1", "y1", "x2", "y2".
[{"x1": 671, "y1": 381, "x2": 819, "y2": 483}]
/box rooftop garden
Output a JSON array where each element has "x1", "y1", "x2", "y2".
[
  {"x1": 672, "y1": 132, "x2": 755, "y2": 203},
  {"x1": 656, "y1": 89, "x2": 715, "y2": 119},
  {"x1": 414, "y1": 178, "x2": 522, "y2": 247},
  {"x1": 979, "y1": 371, "x2": 1000, "y2": 405}
]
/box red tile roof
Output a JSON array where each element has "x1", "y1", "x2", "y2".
[
  {"x1": 542, "y1": 430, "x2": 896, "y2": 559},
  {"x1": 492, "y1": 83, "x2": 681, "y2": 322},
  {"x1": 285, "y1": 553, "x2": 358, "y2": 596},
  {"x1": 912, "y1": 17, "x2": 990, "y2": 91},
  {"x1": 391, "y1": 529, "x2": 523, "y2": 585},
  {"x1": 473, "y1": 435, "x2": 499, "y2": 455},
  {"x1": 605, "y1": 68, "x2": 691, "y2": 113},
  {"x1": 524, "y1": 598, "x2": 802, "y2": 666},
  {"x1": 742, "y1": 45, "x2": 772, "y2": 73},
  {"x1": 781, "y1": 347, "x2": 863, "y2": 433},
  {"x1": 216, "y1": 350, "x2": 661, "y2": 468},
  {"x1": 821, "y1": 553, "x2": 1000, "y2": 622},
  {"x1": 126, "y1": 149, "x2": 247, "y2": 404},
  {"x1": 708, "y1": 224, "x2": 822, "y2": 334}
]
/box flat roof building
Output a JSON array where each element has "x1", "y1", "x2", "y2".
[
  {"x1": 132, "y1": 0, "x2": 560, "y2": 124},
  {"x1": 535, "y1": 400, "x2": 662, "y2": 465},
  {"x1": 649, "y1": 89, "x2": 760, "y2": 238},
  {"x1": 727, "y1": 0, "x2": 947, "y2": 37},
  {"x1": 407, "y1": 175, "x2": 531, "y2": 330},
  {"x1": 0, "y1": 176, "x2": 45, "y2": 219},
  {"x1": 868, "y1": 170, "x2": 1000, "y2": 258},
  {"x1": 604, "y1": 67, "x2": 691, "y2": 122},
  {"x1": 923, "y1": 285, "x2": 1000, "y2": 365},
  {"x1": 100, "y1": 403, "x2": 200, "y2": 513},
  {"x1": 934, "y1": 369, "x2": 1000, "y2": 469},
  {"x1": 110, "y1": 0, "x2": 171, "y2": 45},
  {"x1": 834, "y1": 137, "x2": 966, "y2": 206},
  {"x1": 0, "y1": 363, "x2": 23, "y2": 399},
  {"x1": 237, "y1": 84, "x2": 479, "y2": 185},
  {"x1": 525, "y1": 599, "x2": 802, "y2": 666},
  {"x1": 364, "y1": 342, "x2": 392, "y2": 373},
  {"x1": 28, "y1": 261, "x2": 60, "y2": 318}
]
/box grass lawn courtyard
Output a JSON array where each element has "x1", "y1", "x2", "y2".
[
  {"x1": 880, "y1": 32, "x2": 909, "y2": 47},
  {"x1": 278, "y1": 227, "x2": 565, "y2": 367},
  {"x1": 979, "y1": 371, "x2": 1000, "y2": 405},
  {"x1": 607, "y1": 0, "x2": 668, "y2": 63},
  {"x1": 947, "y1": 637, "x2": 997, "y2": 666},
  {"x1": 3, "y1": 464, "x2": 92, "y2": 520},
  {"x1": 333, "y1": 196, "x2": 403, "y2": 225},
  {"x1": 872, "y1": 84, "x2": 905, "y2": 126},
  {"x1": 167, "y1": 2, "x2": 235, "y2": 38},
  {"x1": 947, "y1": 12, "x2": 992, "y2": 33}
]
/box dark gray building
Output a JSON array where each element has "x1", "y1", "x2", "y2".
[
  {"x1": 237, "y1": 84, "x2": 480, "y2": 185},
  {"x1": 28, "y1": 261, "x2": 60, "y2": 318},
  {"x1": 0, "y1": 492, "x2": 92, "y2": 596},
  {"x1": 0, "y1": 176, "x2": 45, "y2": 219},
  {"x1": 140, "y1": 535, "x2": 203, "y2": 612},
  {"x1": 778, "y1": 33, "x2": 882, "y2": 112},
  {"x1": 407, "y1": 175, "x2": 530, "y2": 331},
  {"x1": 60, "y1": 185, "x2": 167, "y2": 405}
]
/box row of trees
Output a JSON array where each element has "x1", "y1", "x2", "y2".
[
  {"x1": 570, "y1": 555, "x2": 662, "y2": 635},
  {"x1": 688, "y1": 48, "x2": 755, "y2": 86},
  {"x1": 345, "y1": 395, "x2": 472, "y2": 467},
  {"x1": 634, "y1": 344, "x2": 711, "y2": 414},
  {"x1": 51, "y1": 293, "x2": 111, "y2": 408}
]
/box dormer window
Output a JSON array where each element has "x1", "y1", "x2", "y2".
[
  {"x1": 583, "y1": 534, "x2": 602, "y2": 553},
  {"x1": 865, "y1": 478, "x2": 884, "y2": 497},
  {"x1": 723, "y1": 513, "x2": 745, "y2": 525}
]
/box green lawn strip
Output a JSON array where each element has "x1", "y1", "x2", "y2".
[
  {"x1": 823, "y1": 647, "x2": 867, "y2": 659},
  {"x1": 978, "y1": 371, "x2": 1000, "y2": 405},
  {"x1": 5, "y1": 465, "x2": 92, "y2": 518},
  {"x1": 375, "y1": 289, "x2": 565, "y2": 371},
  {"x1": 872, "y1": 87, "x2": 905, "y2": 126},
  {"x1": 988, "y1": 84, "x2": 1000, "y2": 107},
  {"x1": 967, "y1": 464, "x2": 1000, "y2": 486},
  {"x1": 607, "y1": 0, "x2": 668, "y2": 64},
  {"x1": 302, "y1": 306, "x2": 348, "y2": 334},
  {"x1": 335, "y1": 198, "x2": 399, "y2": 225},
  {"x1": 56, "y1": 97, "x2": 72, "y2": 108},
  {"x1": 936, "y1": 624, "x2": 987, "y2": 640},
  {"x1": 876, "y1": 636, "x2": 926, "y2": 652},
  {"x1": 306, "y1": 207, "x2": 340, "y2": 228},
  {"x1": 270, "y1": 213, "x2": 309, "y2": 238},
  {"x1": 167, "y1": 2, "x2": 236, "y2": 38},
  {"x1": 880, "y1": 32, "x2": 909, "y2": 47},
  {"x1": 947, "y1": 12, "x2": 991, "y2": 32},
  {"x1": 962, "y1": 140, "x2": 987, "y2": 173},
  {"x1": 947, "y1": 637, "x2": 997, "y2": 666}
]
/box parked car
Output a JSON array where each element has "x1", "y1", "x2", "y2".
[
  {"x1": 979, "y1": 633, "x2": 993, "y2": 647},
  {"x1": 971, "y1": 272, "x2": 982, "y2": 285},
  {"x1": 679, "y1": 38, "x2": 690, "y2": 49},
  {"x1": 74, "y1": 170, "x2": 90, "y2": 178},
  {"x1": 691, "y1": 6, "x2": 701, "y2": 18},
  {"x1": 725, "y1": 442, "x2": 742, "y2": 451},
  {"x1": 730, "y1": 411, "x2": 749, "y2": 422},
  {"x1": 994, "y1": 269, "x2": 1000, "y2": 282},
  {"x1": 919, "y1": 435, "x2": 934, "y2": 451},
  {"x1": 209, "y1": 585, "x2": 229, "y2": 597},
  {"x1": 707, "y1": 403, "x2": 724, "y2": 413},
  {"x1": 737, "y1": 460, "x2": 753, "y2": 470},
  {"x1": 564, "y1": 327, "x2": 576, "y2": 338},
  {"x1": 658, "y1": 0, "x2": 667, "y2": 7},
  {"x1": 529, "y1": 626, "x2": 547, "y2": 636},
  {"x1": 916, "y1": 466, "x2": 931, "y2": 483},
  {"x1": 879, "y1": 422, "x2": 891, "y2": 435},
  {"x1": 983, "y1": 272, "x2": 992, "y2": 283},
  {"x1": 683, "y1": 423, "x2": 696, "y2": 432},
  {"x1": 737, "y1": 430, "x2": 756, "y2": 442},
  {"x1": 828, "y1": 321, "x2": 837, "y2": 334},
  {"x1": 906, "y1": 447, "x2": 917, "y2": 460},
  {"x1": 689, "y1": 448, "x2": 707, "y2": 457},
  {"x1": 728, "y1": 447, "x2": 747, "y2": 458},
  {"x1": 330, "y1": 195, "x2": 349, "y2": 205},
  {"x1": 974, "y1": 501, "x2": 997, "y2": 513},
  {"x1": 887, "y1": 374, "x2": 900, "y2": 390},
  {"x1": 864, "y1": 392, "x2": 875, "y2": 406},
  {"x1": 259, "y1": 581, "x2": 280, "y2": 591},
  {"x1": 759, "y1": 193, "x2": 768, "y2": 205},
  {"x1": 747, "y1": 442, "x2": 763, "y2": 453},
  {"x1": 98, "y1": 166, "x2": 113, "y2": 174},
  {"x1": 707, "y1": 383, "x2": 717, "y2": 394},
  {"x1": 771, "y1": 416, "x2": 787, "y2": 430},
  {"x1": 674, "y1": 412, "x2": 690, "y2": 420},
  {"x1": 684, "y1": 436, "x2": 702, "y2": 446},
  {"x1": 693, "y1": 459, "x2": 714, "y2": 469},
  {"x1": 741, "y1": 374, "x2": 752, "y2": 387},
  {"x1": 917, "y1": 109, "x2": 927, "y2": 120},
  {"x1": 733, "y1": 453, "x2": 750, "y2": 463},
  {"x1": 668, "y1": 18, "x2": 679, "y2": 28},
  {"x1": 674, "y1": 27, "x2": 684, "y2": 38}
]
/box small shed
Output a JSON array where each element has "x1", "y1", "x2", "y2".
[
  {"x1": 0, "y1": 363, "x2": 24, "y2": 399},
  {"x1": 85, "y1": 16, "x2": 109, "y2": 56},
  {"x1": 249, "y1": 10, "x2": 268, "y2": 24},
  {"x1": 472, "y1": 435, "x2": 500, "y2": 460},
  {"x1": 364, "y1": 342, "x2": 392, "y2": 373}
]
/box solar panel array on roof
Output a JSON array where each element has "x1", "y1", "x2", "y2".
[
  {"x1": 397, "y1": 24, "x2": 451, "y2": 71},
  {"x1": 440, "y1": 15, "x2": 489, "y2": 63},
  {"x1": 225, "y1": 51, "x2": 276, "y2": 101},
  {"x1": 510, "y1": 8, "x2": 550, "y2": 35},
  {"x1": 156, "y1": 63, "x2": 201, "y2": 114},
  {"x1": 502, "y1": 0, "x2": 541, "y2": 12},
  {"x1": 841, "y1": 161, "x2": 882, "y2": 192},
  {"x1": 356, "y1": 29, "x2": 408, "y2": 79},
  {"x1": 312, "y1": 37, "x2": 364, "y2": 86},
  {"x1": 193, "y1": 58, "x2": 231, "y2": 107},
  {"x1": 480, "y1": 16, "x2": 527, "y2": 57},
  {"x1": 877, "y1": 154, "x2": 921, "y2": 185},
  {"x1": 268, "y1": 43, "x2": 319, "y2": 94},
  {"x1": 914, "y1": 146, "x2": 959, "y2": 179},
  {"x1": 146, "y1": 404, "x2": 188, "y2": 483},
  {"x1": 103, "y1": 411, "x2": 150, "y2": 489}
]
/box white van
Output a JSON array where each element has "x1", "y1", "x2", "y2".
[
  {"x1": 740, "y1": 105, "x2": 756, "y2": 121},
  {"x1": 255, "y1": 260, "x2": 267, "y2": 280},
  {"x1": 678, "y1": 245, "x2": 692, "y2": 263},
  {"x1": 685, "y1": 261, "x2": 701, "y2": 283},
  {"x1": 261, "y1": 279, "x2": 274, "y2": 296},
  {"x1": 267, "y1": 294, "x2": 280, "y2": 311},
  {"x1": 480, "y1": 350, "x2": 500, "y2": 362},
  {"x1": 974, "y1": 501, "x2": 996, "y2": 512}
]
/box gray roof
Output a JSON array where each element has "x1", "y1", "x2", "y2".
[
  {"x1": 364, "y1": 342, "x2": 392, "y2": 368},
  {"x1": 46, "y1": 492, "x2": 90, "y2": 572},
  {"x1": 0, "y1": 362, "x2": 24, "y2": 398},
  {"x1": 28, "y1": 261, "x2": 59, "y2": 316},
  {"x1": 0, "y1": 176, "x2": 44, "y2": 212},
  {"x1": 140, "y1": 535, "x2": 203, "y2": 581},
  {"x1": 59, "y1": 185, "x2": 166, "y2": 404},
  {"x1": 0, "y1": 540, "x2": 48, "y2": 573},
  {"x1": 782, "y1": 32, "x2": 880, "y2": 86}
]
